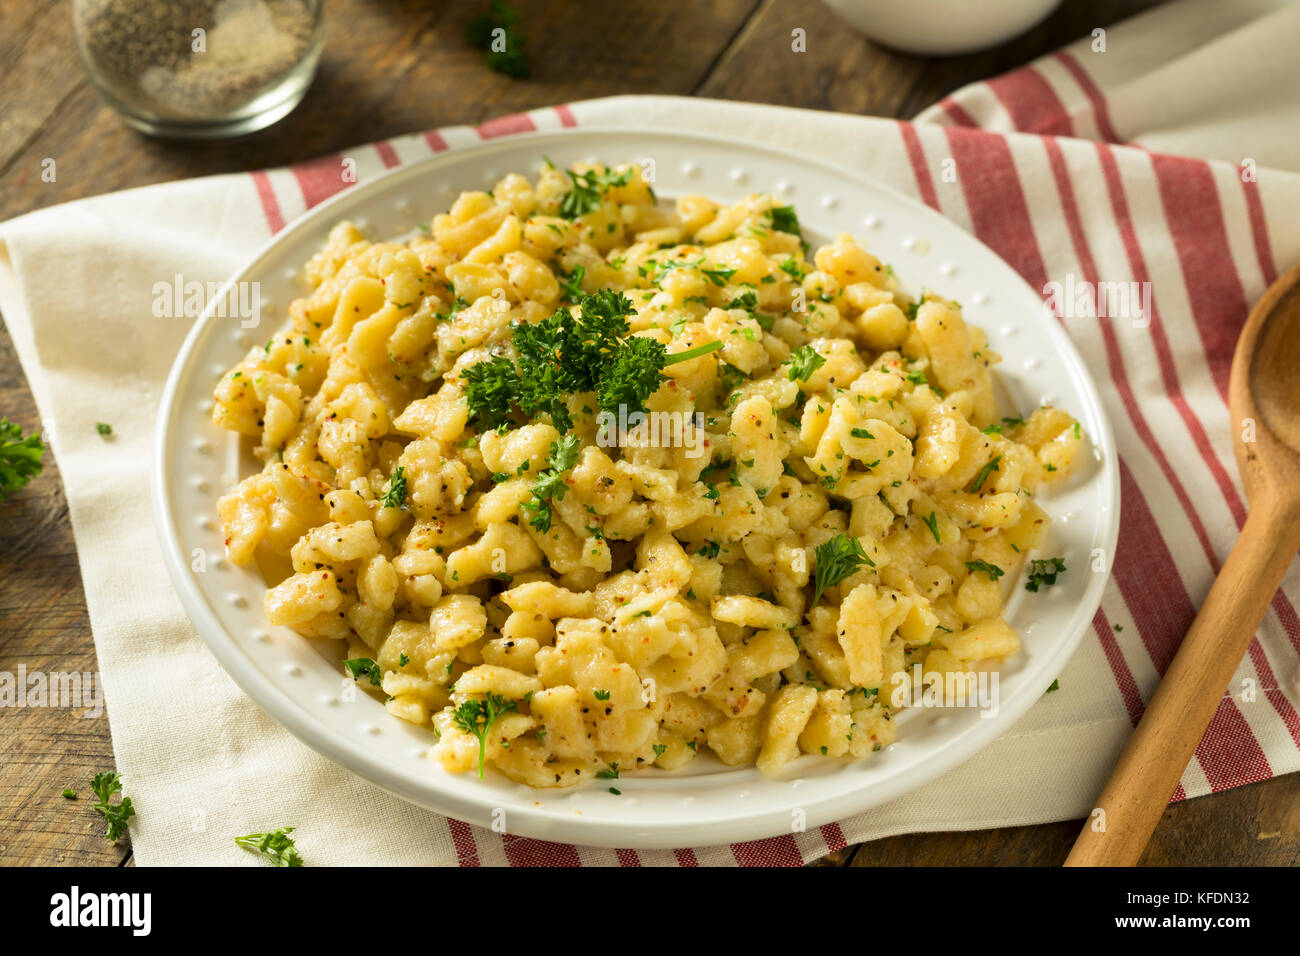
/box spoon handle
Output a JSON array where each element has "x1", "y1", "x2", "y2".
[{"x1": 1065, "y1": 501, "x2": 1300, "y2": 866}]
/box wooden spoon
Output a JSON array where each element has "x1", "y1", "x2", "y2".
[{"x1": 1065, "y1": 263, "x2": 1300, "y2": 867}]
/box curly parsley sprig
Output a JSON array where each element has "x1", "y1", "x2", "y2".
[
  {"x1": 812, "y1": 534, "x2": 876, "y2": 604},
  {"x1": 0, "y1": 418, "x2": 44, "y2": 501},
  {"x1": 90, "y1": 771, "x2": 135, "y2": 843},
  {"x1": 462, "y1": 289, "x2": 722, "y2": 431},
  {"x1": 234, "y1": 826, "x2": 304, "y2": 867}
]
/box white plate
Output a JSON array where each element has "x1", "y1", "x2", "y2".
[{"x1": 153, "y1": 129, "x2": 1119, "y2": 849}]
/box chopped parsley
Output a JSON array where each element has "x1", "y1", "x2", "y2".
[
  {"x1": 95, "y1": 422, "x2": 113, "y2": 437},
  {"x1": 557, "y1": 167, "x2": 632, "y2": 219},
  {"x1": 523, "y1": 435, "x2": 582, "y2": 532},
  {"x1": 343, "y1": 658, "x2": 383, "y2": 686},
  {"x1": 379, "y1": 465, "x2": 408, "y2": 511},
  {"x1": 234, "y1": 826, "x2": 304, "y2": 867},
  {"x1": 969, "y1": 455, "x2": 1002, "y2": 493},
  {"x1": 1025, "y1": 556, "x2": 1066, "y2": 592},
  {"x1": 768, "y1": 205, "x2": 802, "y2": 237},
  {"x1": 964, "y1": 559, "x2": 1005, "y2": 581},
  {"x1": 788, "y1": 344, "x2": 826, "y2": 382},
  {"x1": 923, "y1": 511, "x2": 941, "y2": 543},
  {"x1": 558, "y1": 264, "x2": 585, "y2": 301}
]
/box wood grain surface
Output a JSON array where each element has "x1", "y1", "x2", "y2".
[{"x1": 2, "y1": 0, "x2": 1295, "y2": 867}]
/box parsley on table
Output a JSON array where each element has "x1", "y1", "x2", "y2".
[
  {"x1": 558, "y1": 167, "x2": 632, "y2": 219},
  {"x1": 1044, "y1": 679, "x2": 1061, "y2": 694},
  {"x1": 90, "y1": 771, "x2": 135, "y2": 843},
  {"x1": 812, "y1": 534, "x2": 875, "y2": 604},
  {"x1": 234, "y1": 826, "x2": 304, "y2": 867},
  {"x1": 788, "y1": 344, "x2": 826, "y2": 382},
  {"x1": 451, "y1": 693, "x2": 519, "y2": 779},
  {"x1": 524, "y1": 435, "x2": 582, "y2": 532},
  {"x1": 1025, "y1": 556, "x2": 1066, "y2": 592},
  {"x1": 343, "y1": 657, "x2": 383, "y2": 686},
  {"x1": 964, "y1": 559, "x2": 1005, "y2": 581},
  {"x1": 0, "y1": 418, "x2": 43, "y2": 501},
  {"x1": 467, "y1": 0, "x2": 530, "y2": 77},
  {"x1": 380, "y1": 465, "x2": 408, "y2": 510},
  {"x1": 95, "y1": 422, "x2": 113, "y2": 437}
]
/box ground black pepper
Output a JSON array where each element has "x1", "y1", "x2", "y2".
[{"x1": 75, "y1": 0, "x2": 321, "y2": 128}]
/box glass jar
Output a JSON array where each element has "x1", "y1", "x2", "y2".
[{"x1": 73, "y1": 0, "x2": 324, "y2": 139}]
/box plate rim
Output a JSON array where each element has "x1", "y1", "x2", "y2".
[{"x1": 152, "y1": 126, "x2": 1120, "y2": 849}]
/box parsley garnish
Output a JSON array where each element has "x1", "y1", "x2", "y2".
[
  {"x1": 779, "y1": 258, "x2": 808, "y2": 282},
  {"x1": 523, "y1": 435, "x2": 582, "y2": 532},
  {"x1": 90, "y1": 772, "x2": 135, "y2": 843},
  {"x1": 0, "y1": 418, "x2": 43, "y2": 501},
  {"x1": 558, "y1": 167, "x2": 632, "y2": 219},
  {"x1": 343, "y1": 657, "x2": 383, "y2": 686},
  {"x1": 380, "y1": 465, "x2": 408, "y2": 511},
  {"x1": 95, "y1": 422, "x2": 113, "y2": 437},
  {"x1": 558, "y1": 264, "x2": 585, "y2": 301},
  {"x1": 452, "y1": 693, "x2": 519, "y2": 778},
  {"x1": 597, "y1": 762, "x2": 620, "y2": 779},
  {"x1": 1025, "y1": 556, "x2": 1066, "y2": 592},
  {"x1": 969, "y1": 454, "x2": 1002, "y2": 493},
  {"x1": 725, "y1": 290, "x2": 758, "y2": 311},
  {"x1": 768, "y1": 205, "x2": 802, "y2": 237},
  {"x1": 788, "y1": 344, "x2": 826, "y2": 382},
  {"x1": 923, "y1": 511, "x2": 941, "y2": 543},
  {"x1": 463, "y1": 289, "x2": 722, "y2": 431},
  {"x1": 234, "y1": 826, "x2": 304, "y2": 867},
  {"x1": 812, "y1": 534, "x2": 875, "y2": 604},
  {"x1": 964, "y1": 559, "x2": 1005, "y2": 581}
]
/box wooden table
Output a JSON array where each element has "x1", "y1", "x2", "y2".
[{"x1": 2, "y1": 0, "x2": 1296, "y2": 868}]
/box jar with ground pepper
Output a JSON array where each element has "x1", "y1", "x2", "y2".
[{"x1": 74, "y1": 0, "x2": 324, "y2": 139}]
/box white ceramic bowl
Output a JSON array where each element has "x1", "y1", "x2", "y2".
[
  {"x1": 822, "y1": 0, "x2": 1063, "y2": 56},
  {"x1": 153, "y1": 128, "x2": 1118, "y2": 849}
]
